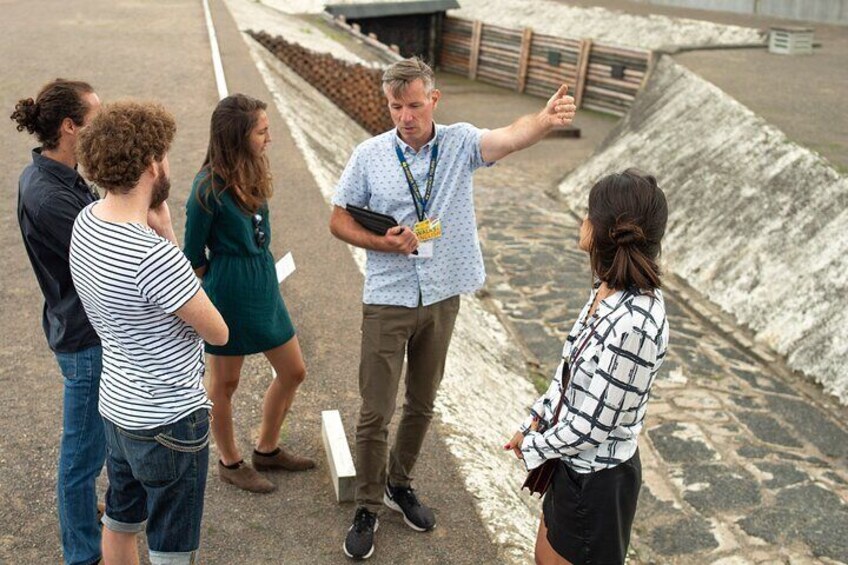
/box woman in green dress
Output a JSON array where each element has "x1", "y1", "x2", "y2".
[{"x1": 184, "y1": 94, "x2": 314, "y2": 494}]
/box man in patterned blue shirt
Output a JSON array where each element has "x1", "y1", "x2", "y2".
[{"x1": 330, "y1": 57, "x2": 576, "y2": 560}]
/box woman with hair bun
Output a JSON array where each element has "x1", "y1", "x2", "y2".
[
  {"x1": 504, "y1": 169, "x2": 670, "y2": 565},
  {"x1": 183, "y1": 94, "x2": 313, "y2": 494}
]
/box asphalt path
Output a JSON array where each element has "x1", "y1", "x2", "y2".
[{"x1": 0, "y1": 1, "x2": 501, "y2": 563}]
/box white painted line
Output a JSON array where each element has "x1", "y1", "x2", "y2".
[
  {"x1": 321, "y1": 410, "x2": 357, "y2": 503},
  {"x1": 203, "y1": 0, "x2": 229, "y2": 99}
]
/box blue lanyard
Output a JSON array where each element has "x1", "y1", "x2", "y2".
[{"x1": 394, "y1": 139, "x2": 439, "y2": 222}]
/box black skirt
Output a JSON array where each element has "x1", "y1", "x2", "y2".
[{"x1": 542, "y1": 450, "x2": 642, "y2": 565}]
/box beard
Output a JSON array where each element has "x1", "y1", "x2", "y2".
[{"x1": 149, "y1": 173, "x2": 171, "y2": 209}]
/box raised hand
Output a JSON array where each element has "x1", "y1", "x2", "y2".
[
  {"x1": 543, "y1": 84, "x2": 577, "y2": 128},
  {"x1": 147, "y1": 201, "x2": 177, "y2": 245}
]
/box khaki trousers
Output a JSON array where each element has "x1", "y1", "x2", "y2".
[{"x1": 354, "y1": 295, "x2": 461, "y2": 512}]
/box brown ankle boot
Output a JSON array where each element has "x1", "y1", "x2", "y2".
[
  {"x1": 252, "y1": 446, "x2": 316, "y2": 472},
  {"x1": 218, "y1": 460, "x2": 276, "y2": 493}
]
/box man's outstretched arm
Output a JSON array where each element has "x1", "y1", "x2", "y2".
[{"x1": 480, "y1": 84, "x2": 577, "y2": 163}]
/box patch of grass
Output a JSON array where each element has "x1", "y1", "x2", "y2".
[{"x1": 528, "y1": 364, "x2": 550, "y2": 395}]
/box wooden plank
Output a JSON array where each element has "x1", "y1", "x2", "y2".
[
  {"x1": 443, "y1": 16, "x2": 473, "y2": 30},
  {"x1": 321, "y1": 410, "x2": 356, "y2": 503},
  {"x1": 477, "y1": 68, "x2": 518, "y2": 88},
  {"x1": 516, "y1": 27, "x2": 533, "y2": 93},
  {"x1": 574, "y1": 38, "x2": 592, "y2": 108},
  {"x1": 469, "y1": 20, "x2": 483, "y2": 80},
  {"x1": 591, "y1": 44, "x2": 650, "y2": 58},
  {"x1": 479, "y1": 43, "x2": 522, "y2": 58},
  {"x1": 531, "y1": 35, "x2": 581, "y2": 50},
  {"x1": 479, "y1": 22, "x2": 524, "y2": 36},
  {"x1": 587, "y1": 62, "x2": 645, "y2": 78}
]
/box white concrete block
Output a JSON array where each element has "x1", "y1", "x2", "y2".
[{"x1": 321, "y1": 410, "x2": 356, "y2": 503}]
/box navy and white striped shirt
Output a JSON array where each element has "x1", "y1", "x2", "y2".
[
  {"x1": 69, "y1": 203, "x2": 209, "y2": 430},
  {"x1": 520, "y1": 286, "x2": 669, "y2": 472}
]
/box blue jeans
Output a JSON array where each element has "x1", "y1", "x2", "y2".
[
  {"x1": 54, "y1": 345, "x2": 106, "y2": 565},
  {"x1": 102, "y1": 409, "x2": 209, "y2": 565}
]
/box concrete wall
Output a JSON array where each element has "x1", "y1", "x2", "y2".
[
  {"x1": 558, "y1": 55, "x2": 848, "y2": 404},
  {"x1": 636, "y1": 0, "x2": 848, "y2": 24}
]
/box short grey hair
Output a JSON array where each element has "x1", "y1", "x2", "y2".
[{"x1": 382, "y1": 57, "x2": 435, "y2": 98}]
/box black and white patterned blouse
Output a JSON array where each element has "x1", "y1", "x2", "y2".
[{"x1": 520, "y1": 285, "x2": 669, "y2": 472}]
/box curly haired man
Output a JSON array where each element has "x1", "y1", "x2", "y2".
[{"x1": 70, "y1": 101, "x2": 228, "y2": 565}]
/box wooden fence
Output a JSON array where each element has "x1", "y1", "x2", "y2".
[{"x1": 439, "y1": 17, "x2": 650, "y2": 116}]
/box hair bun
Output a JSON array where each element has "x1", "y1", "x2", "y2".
[
  {"x1": 609, "y1": 221, "x2": 646, "y2": 246},
  {"x1": 11, "y1": 98, "x2": 39, "y2": 132}
]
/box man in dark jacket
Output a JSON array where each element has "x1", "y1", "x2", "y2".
[{"x1": 11, "y1": 78, "x2": 103, "y2": 565}]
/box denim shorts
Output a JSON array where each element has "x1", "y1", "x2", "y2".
[{"x1": 102, "y1": 409, "x2": 210, "y2": 565}]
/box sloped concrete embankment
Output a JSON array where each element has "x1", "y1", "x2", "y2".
[{"x1": 559, "y1": 55, "x2": 848, "y2": 404}]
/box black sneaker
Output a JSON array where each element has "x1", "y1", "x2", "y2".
[
  {"x1": 344, "y1": 507, "x2": 379, "y2": 560},
  {"x1": 383, "y1": 483, "x2": 435, "y2": 532}
]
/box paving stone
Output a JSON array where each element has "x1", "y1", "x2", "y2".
[
  {"x1": 715, "y1": 346, "x2": 758, "y2": 365},
  {"x1": 736, "y1": 442, "x2": 770, "y2": 460},
  {"x1": 754, "y1": 462, "x2": 808, "y2": 489},
  {"x1": 526, "y1": 340, "x2": 566, "y2": 371},
  {"x1": 735, "y1": 411, "x2": 803, "y2": 448},
  {"x1": 738, "y1": 484, "x2": 848, "y2": 563},
  {"x1": 634, "y1": 487, "x2": 680, "y2": 522},
  {"x1": 508, "y1": 272, "x2": 549, "y2": 289},
  {"x1": 775, "y1": 452, "x2": 829, "y2": 467},
  {"x1": 657, "y1": 358, "x2": 680, "y2": 377},
  {"x1": 649, "y1": 422, "x2": 717, "y2": 464},
  {"x1": 730, "y1": 395, "x2": 763, "y2": 410},
  {"x1": 733, "y1": 368, "x2": 795, "y2": 395},
  {"x1": 670, "y1": 390, "x2": 722, "y2": 411},
  {"x1": 823, "y1": 471, "x2": 847, "y2": 486},
  {"x1": 676, "y1": 347, "x2": 725, "y2": 378},
  {"x1": 671, "y1": 334, "x2": 701, "y2": 350},
  {"x1": 766, "y1": 396, "x2": 848, "y2": 459},
  {"x1": 711, "y1": 557, "x2": 755, "y2": 565},
  {"x1": 672, "y1": 322, "x2": 706, "y2": 340},
  {"x1": 483, "y1": 230, "x2": 515, "y2": 242},
  {"x1": 507, "y1": 303, "x2": 548, "y2": 322},
  {"x1": 512, "y1": 321, "x2": 555, "y2": 348},
  {"x1": 647, "y1": 516, "x2": 719, "y2": 556},
  {"x1": 682, "y1": 463, "x2": 761, "y2": 514},
  {"x1": 663, "y1": 299, "x2": 690, "y2": 319}
]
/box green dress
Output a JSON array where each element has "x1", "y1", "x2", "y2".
[{"x1": 183, "y1": 170, "x2": 295, "y2": 355}]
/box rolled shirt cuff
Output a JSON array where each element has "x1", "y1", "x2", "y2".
[{"x1": 520, "y1": 432, "x2": 548, "y2": 471}]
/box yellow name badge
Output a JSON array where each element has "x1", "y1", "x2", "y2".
[{"x1": 413, "y1": 218, "x2": 442, "y2": 242}]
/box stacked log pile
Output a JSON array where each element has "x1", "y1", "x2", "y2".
[
  {"x1": 250, "y1": 30, "x2": 393, "y2": 135},
  {"x1": 439, "y1": 17, "x2": 651, "y2": 117}
]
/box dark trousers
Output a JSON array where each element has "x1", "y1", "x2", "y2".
[{"x1": 354, "y1": 296, "x2": 461, "y2": 512}]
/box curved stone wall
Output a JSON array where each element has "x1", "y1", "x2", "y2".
[{"x1": 559, "y1": 55, "x2": 848, "y2": 404}]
